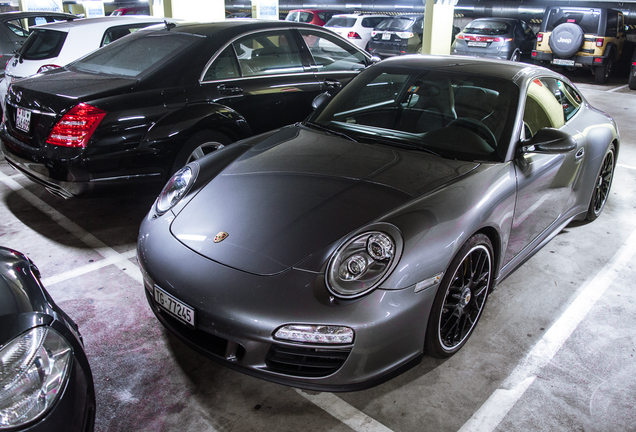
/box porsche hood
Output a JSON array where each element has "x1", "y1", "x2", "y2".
[{"x1": 171, "y1": 127, "x2": 479, "y2": 275}]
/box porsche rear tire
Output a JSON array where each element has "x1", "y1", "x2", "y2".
[
  {"x1": 585, "y1": 144, "x2": 615, "y2": 221},
  {"x1": 425, "y1": 234, "x2": 494, "y2": 358}
]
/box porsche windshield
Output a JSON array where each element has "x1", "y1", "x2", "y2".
[
  {"x1": 69, "y1": 32, "x2": 200, "y2": 77},
  {"x1": 310, "y1": 67, "x2": 519, "y2": 161}
]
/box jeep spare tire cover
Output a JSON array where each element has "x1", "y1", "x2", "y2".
[{"x1": 549, "y1": 23, "x2": 585, "y2": 57}]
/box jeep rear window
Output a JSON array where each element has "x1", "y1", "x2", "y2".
[
  {"x1": 546, "y1": 9, "x2": 600, "y2": 34},
  {"x1": 464, "y1": 21, "x2": 510, "y2": 35},
  {"x1": 19, "y1": 29, "x2": 68, "y2": 60}
]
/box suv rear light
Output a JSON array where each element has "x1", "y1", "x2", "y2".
[
  {"x1": 595, "y1": 38, "x2": 604, "y2": 47},
  {"x1": 37, "y1": 64, "x2": 61, "y2": 74},
  {"x1": 46, "y1": 103, "x2": 106, "y2": 148},
  {"x1": 396, "y1": 32, "x2": 414, "y2": 39},
  {"x1": 594, "y1": 58, "x2": 603, "y2": 64},
  {"x1": 347, "y1": 31, "x2": 361, "y2": 39},
  {"x1": 537, "y1": 33, "x2": 543, "y2": 42}
]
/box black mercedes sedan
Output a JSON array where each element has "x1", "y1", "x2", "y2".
[
  {"x1": 0, "y1": 20, "x2": 372, "y2": 198},
  {"x1": 0, "y1": 247, "x2": 95, "y2": 431}
]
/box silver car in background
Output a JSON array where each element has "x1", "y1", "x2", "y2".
[{"x1": 451, "y1": 17, "x2": 536, "y2": 61}]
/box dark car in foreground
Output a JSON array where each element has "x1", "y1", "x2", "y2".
[
  {"x1": 0, "y1": 11, "x2": 76, "y2": 76},
  {"x1": 0, "y1": 20, "x2": 372, "y2": 198},
  {"x1": 368, "y1": 15, "x2": 423, "y2": 57},
  {"x1": 0, "y1": 247, "x2": 95, "y2": 431},
  {"x1": 629, "y1": 50, "x2": 636, "y2": 90},
  {"x1": 137, "y1": 56, "x2": 618, "y2": 391},
  {"x1": 451, "y1": 17, "x2": 535, "y2": 61}
]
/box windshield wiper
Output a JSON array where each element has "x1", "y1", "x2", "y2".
[
  {"x1": 362, "y1": 134, "x2": 442, "y2": 157},
  {"x1": 304, "y1": 121, "x2": 358, "y2": 142}
]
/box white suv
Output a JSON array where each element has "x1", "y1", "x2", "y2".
[
  {"x1": 324, "y1": 14, "x2": 389, "y2": 51},
  {"x1": 0, "y1": 16, "x2": 174, "y2": 114}
]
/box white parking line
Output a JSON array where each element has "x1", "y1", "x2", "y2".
[
  {"x1": 0, "y1": 171, "x2": 142, "y2": 284},
  {"x1": 458, "y1": 226, "x2": 636, "y2": 432},
  {"x1": 296, "y1": 390, "x2": 395, "y2": 432},
  {"x1": 618, "y1": 163, "x2": 636, "y2": 170},
  {"x1": 608, "y1": 84, "x2": 628, "y2": 93}
]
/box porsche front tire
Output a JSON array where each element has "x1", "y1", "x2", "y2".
[{"x1": 425, "y1": 233, "x2": 494, "y2": 358}]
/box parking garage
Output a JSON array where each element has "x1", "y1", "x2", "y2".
[{"x1": 1, "y1": 1, "x2": 636, "y2": 431}]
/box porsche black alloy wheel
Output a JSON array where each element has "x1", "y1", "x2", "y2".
[
  {"x1": 586, "y1": 144, "x2": 615, "y2": 221},
  {"x1": 426, "y1": 234, "x2": 493, "y2": 358}
]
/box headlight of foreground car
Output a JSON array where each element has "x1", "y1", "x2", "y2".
[
  {"x1": 155, "y1": 166, "x2": 195, "y2": 215},
  {"x1": 327, "y1": 231, "x2": 397, "y2": 298},
  {"x1": 0, "y1": 327, "x2": 72, "y2": 428}
]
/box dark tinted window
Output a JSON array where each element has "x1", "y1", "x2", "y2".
[
  {"x1": 464, "y1": 20, "x2": 511, "y2": 36},
  {"x1": 300, "y1": 29, "x2": 367, "y2": 72},
  {"x1": 203, "y1": 45, "x2": 240, "y2": 81},
  {"x1": 362, "y1": 17, "x2": 387, "y2": 28},
  {"x1": 232, "y1": 30, "x2": 303, "y2": 76},
  {"x1": 375, "y1": 17, "x2": 416, "y2": 31},
  {"x1": 546, "y1": 8, "x2": 601, "y2": 34},
  {"x1": 312, "y1": 67, "x2": 519, "y2": 161},
  {"x1": 70, "y1": 33, "x2": 199, "y2": 77},
  {"x1": 19, "y1": 29, "x2": 67, "y2": 60}
]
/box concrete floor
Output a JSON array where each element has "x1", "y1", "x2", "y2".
[{"x1": 1, "y1": 73, "x2": 635, "y2": 432}]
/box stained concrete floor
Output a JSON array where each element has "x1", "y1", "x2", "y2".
[{"x1": 1, "y1": 74, "x2": 635, "y2": 432}]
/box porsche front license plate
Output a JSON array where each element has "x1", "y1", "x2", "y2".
[
  {"x1": 16, "y1": 108, "x2": 31, "y2": 132},
  {"x1": 154, "y1": 285, "x2": 195, "y2": 327},
  {"x1": 552, "y1": 59, "x2": 575, "y2": 66}
]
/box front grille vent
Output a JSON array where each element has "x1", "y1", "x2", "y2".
[{"x1": 265, "y1": 344, "x2": 351, "y2": 377}]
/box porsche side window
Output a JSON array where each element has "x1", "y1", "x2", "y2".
[
  {"x1": 203, "y1": 45, "x2": 240, "y2": 81},
  {"x1": 556, "y1": 81, "x2": 582, "y2": 121},
  {"x1": 300, "y1": 29, "x2": 367, "y2": 72},
  {"x1": 523, "y1": 78, "x2": 565, "y2": 138},
  {"x1": 231, "y1": 31, "x2": 303, "y2": 77}
]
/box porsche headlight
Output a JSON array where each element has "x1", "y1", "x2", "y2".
[
  {"x1": 326, "y1": 231, "x2": 397, "y2": 298},
  {"x1": 0, "y1": 327, "x2": 72, "y2": 428},
  {"x1": 155, "y1": 166, "x2": 195, "y2": 215}
]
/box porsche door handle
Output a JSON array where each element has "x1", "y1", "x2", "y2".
[{"x1": 217, "y1": 84, "x2": 243, "y2": 95}]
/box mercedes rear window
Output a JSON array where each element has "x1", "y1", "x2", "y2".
[
  {"x1": 464, "y1": 21, "x2": 510, "y2": 35},
  {"x1": 69, "y1": 32, "x2": 199, "y2": 77},
  {"x1": 546, "y1": 9, "x2": 601, "y2": 34},
  {"x1": 325, "y1": 17, "x2": 356, "y2": 28},
  {"x1": 19, "y1": 29, "x2": 68, "y2": 60}
]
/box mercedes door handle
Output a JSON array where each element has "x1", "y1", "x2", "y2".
[{"x1": 217, "y1": 84, "x2": 243, "y2": 95}]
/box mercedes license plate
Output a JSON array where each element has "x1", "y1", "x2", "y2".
[
  {"x1": 16, "y1": 108, "x2": 31, "y2": 133},
  {"x1": 467, "y1": 41, "x2": 488, "y2": 47},
  {"x1": 552, "y1": 59, "x2": 575, "y2": 66},
  {"x1": 154, "y1": 285, "x2": 195, "y2": 327},
  {"x1": 382, "y1": 33, "x2": 391, "y2": 40}
]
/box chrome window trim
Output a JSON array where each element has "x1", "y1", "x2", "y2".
[{"x1": 199, "y1": 26, "x2": 371, "y2": 84}]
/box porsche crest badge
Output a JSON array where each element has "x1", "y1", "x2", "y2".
[{"x1": 214, "y1": 231, "x2": 229, "y2": 243}]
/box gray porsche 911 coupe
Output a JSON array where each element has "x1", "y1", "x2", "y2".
[{"x1": 137, "y1": 55, "x2": 618, "y2": 391}]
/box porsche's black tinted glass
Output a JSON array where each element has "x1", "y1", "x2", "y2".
[{"x1": 311, "y1": 67, "x2": 519, "y2": 161}]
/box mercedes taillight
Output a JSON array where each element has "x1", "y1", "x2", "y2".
[{"x1": 46, "y1": 103, "x2": 106, "y2": 148}]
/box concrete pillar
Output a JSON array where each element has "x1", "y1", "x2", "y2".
[
  {"x1": 150, "y1": 0, "x2": 225, "y2": 21},
  {"x1": 422, "y1": 0, "x2": 457, "y2": 55}
]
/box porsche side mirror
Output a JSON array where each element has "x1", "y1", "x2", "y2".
[
  {"x1": 371, "y1": 55, "x2": 382, "y2": 64},
  {"x1": 521, "y1": 128, "x2": 577, "y2": 154},
  {"x1": 312, "y1": 92, "x2": 332, "y2": 110}
]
